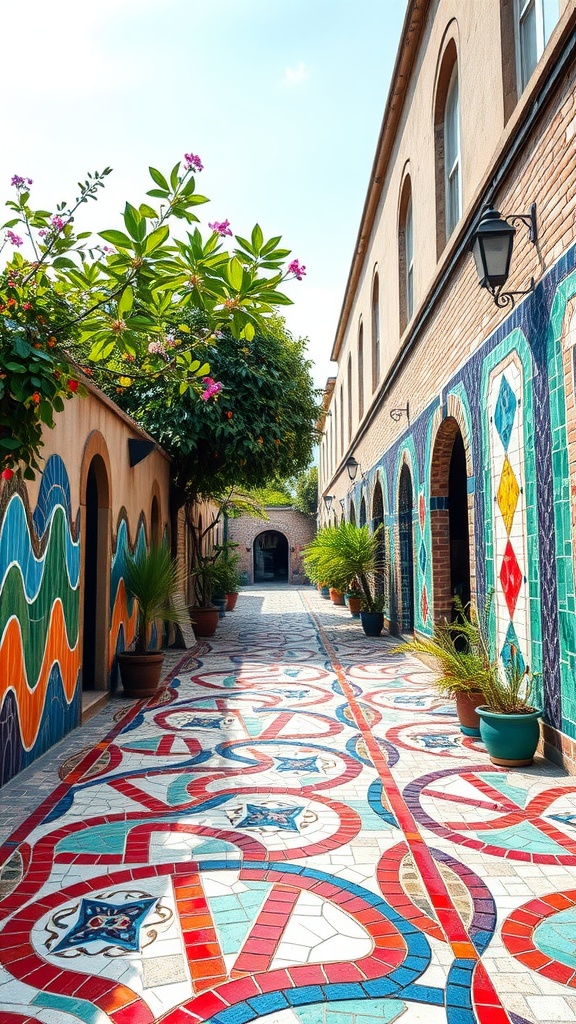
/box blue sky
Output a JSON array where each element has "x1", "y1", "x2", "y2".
[{"x1": 1, "y1": 0, "x2": 407, "y2": 386}]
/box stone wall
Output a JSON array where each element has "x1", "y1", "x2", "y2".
[{"x1": 228, "y1": 507, "x2": 316, "y2": 585}]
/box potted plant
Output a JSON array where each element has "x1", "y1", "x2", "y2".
[
  {"x1": 476, "y1": 644, "x2": 540, "y2": 766},
  {"x1": 189, "y1": 558, "x2": 224, "y2": 637},
  {"x1": 346, "y1": 579, "x2": 364, "y2": 618},
  {"x1": 329, "y1": 586, "x2": 345, "y2": 606},
  {"x1": 117, "y1": 543, "x2": 186, "y2": 699},
  {"x1": 394, "y1": 602, "x2": 493, "y2": 735},
  {"x1": 302, "y1": 523, "x2": 385, "y2": 635}
]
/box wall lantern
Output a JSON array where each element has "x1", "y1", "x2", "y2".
[
  {"x1": 345, "y1": 456, "x2": 360, "y2": 482},
  {"x1": 471, "y1": 203, "x2": 537, "y2": 308},
  {"x1": 323, "y1": 495, "x2": 335, "y2": 512}
]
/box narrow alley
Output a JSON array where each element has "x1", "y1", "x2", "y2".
[{"x1": 1, "y1": 587, "x2": 575, "y2": 1024}]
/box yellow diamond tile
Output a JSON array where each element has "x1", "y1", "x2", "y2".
[{"x1": 497, "y1": 456, "x2": 520, "y2": 535}]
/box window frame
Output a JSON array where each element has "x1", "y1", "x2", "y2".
[{"x1": 444, "y1": 63, "x2": 461, "y2": 240}]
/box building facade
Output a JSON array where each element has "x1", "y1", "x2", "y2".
[
  {"x1": 228, "y1": 507, "x2": 316, "y2": 586},
  {"x1": 318, "y1": 0, "x2": 576, "y2": 770},
  {"x1": 0, "y1": 384, "x2": 171, "y2": 787}
]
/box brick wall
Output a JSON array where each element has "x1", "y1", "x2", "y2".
[{"x1": 228, "y1": 508, "x2": 316, "y2": 584}]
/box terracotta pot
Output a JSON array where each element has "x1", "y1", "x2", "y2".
[
  {"x1": 117, "y1": 651, "x2": 165, "y2": 699},
  {"x1": 189, "y1": 607, "x2": 219, "y2": 637},
  {"x1": 455, "y1": 690, "x2": 483, "y2": 736},
  {"x1": 347, "y1": 596, "x2": 363, "y2": 617},
  {"x1": 226, "y1": 592, "x2": 239, "y2": 611},
  {"x1": 329, "y1": 588, "x2": 345, "y2": 606}
]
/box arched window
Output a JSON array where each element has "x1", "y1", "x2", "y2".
[
  {"x1": 434, "y1": 40, "x2": 461, "y2": 255},
  {"x1": 347, "y1": 355, "x2": 353, "y2": 445},
  {"x1": 371, "y1": 274, "x2": 380, "y2": 393},
  {"x1": 516, "y1": 0, "x2": 559, "y2": 93},
  {"x1": 398, "y1": 176, "x2": 414, "y2": 333},
  {"x1": 358, "y1": 322, "x2": 364, "y2": 420},
  {"x1": 340, "y1": 383, "x2": 344, "y2": 457},
  {"x1": 444, "y1": 65, "x2": 461, "y2": 239}
]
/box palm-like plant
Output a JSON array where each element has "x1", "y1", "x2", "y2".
[
  {"x1": 124, "y1": 543, "x2": 186, "y2": 654},
  {"x1": 303, "y1": 522, "x2": 384, "y2": 612}
]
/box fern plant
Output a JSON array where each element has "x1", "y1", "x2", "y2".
[
  {"x1": 303, "y1": 522, "x2": 384, "y2": 612},
  {"x1": 124, "y1": 543, "x2": 187, "y2": 654}
]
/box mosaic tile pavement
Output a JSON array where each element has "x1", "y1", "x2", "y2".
[{"x1": 1, "y1": 586, "x2": 576, "y2": 1024}]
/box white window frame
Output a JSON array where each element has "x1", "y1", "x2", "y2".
[
  {"x1": 516, "y1": 0, "x2": 559, "y2": 93},
  {"x1": 444, "y1": 64, "x2": 461, "y2": 239},
  {"x1": 405, "y1": 193, "x2": 414, "y2": 322}
]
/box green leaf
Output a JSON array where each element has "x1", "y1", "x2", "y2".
[
  {"x1": 99, "y1": 229, "x2": 134, "y2": 249},
  {"x1": 146, "y1": 188, "x2": 170, "y2": 199},
  {"x1": 52, "y1": 257, "x2": 77, "y2": 269},
  {"x1": 227, "y1": 257, "x2": 244, "y2": 291},
  {"x1": 4, "y1": 361, "x2": 25, "y2": 372},
  {"x1": 196, "y1": 362, "x2": 210, "y2": 377},
  {"x1": 139, "y1": 203, "x2": 157, "y2": 219},
  {"x1": 144, "y1": 225, "x2": 169, "y2": 254},
  {"x1": 251, "y1": 224, "x2": 264, "y2": 252},
  {"x1": 124, "y1": 202, "x2": 146, "y2": 242},
  {"x1": 118, "y1": 286, "x2": 134, "y2": 316},
  {"x1": 0, "y1": 437, "x2": 22, "y2": 451},
  {"x1": 169, "y1": 162, "x2": 181, "y2": 191},
  {"x1": 149, "y1": 166, "x2": 170, "y2": 190},
  {"x1": 242, "y1": 322, "x2": 255, "y2": 341}
]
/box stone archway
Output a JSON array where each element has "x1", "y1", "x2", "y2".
[
  {"x1": 398, "y1": 463, "x2": 415, "y2": 632},
  {"x1": 430, "y1": 415, "x2": 471, "y2": 621},
  {"x1": 253, "y1": 530, "x2": 289, "y2": 583}
]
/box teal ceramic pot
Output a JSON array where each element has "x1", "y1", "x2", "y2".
[
  {"x1": 320, "y1": 586, "x2": 330, "y2": 599},
  {"x1": 360, "y1": 611, "x2": 384, "y2": 637},
  {"x1": 477, "y1": 706, "x2": 541, "y2": 766}
]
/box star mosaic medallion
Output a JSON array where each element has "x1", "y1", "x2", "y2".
[{"x1": 52, "y1": 897, "x2": 157, "y2": 953}]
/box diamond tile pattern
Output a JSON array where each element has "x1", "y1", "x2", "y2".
[
  {"x1": 493, "y1": 374, "x2": 517, "y2": 452},
  {"x1": 499, "y1": 539, "x2": 523, "y2": 618},
  {"x1": 496, "y1": 456, "x2": 520, "y2": 536}
]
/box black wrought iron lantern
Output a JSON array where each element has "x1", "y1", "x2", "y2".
[
  {"x1": 472, "y1": 207, "x2": 516, "y2": 290},
  {"x1": 345, "y1": 456, "x2": 359, "y2": 482},
  {"x1": 471, "y1": 202, "x2": 537, "y2": 308}
]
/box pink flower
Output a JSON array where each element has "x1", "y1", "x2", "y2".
[
  {"x1": 6, "y1": 230, "x2": 23, "y2": 247},
  {"x1": 208, "y1": 219, "x2": 233, "y2": 237},
  {"x1": 51, "y1": 215, "x2": 65, "y2": 232},
  {"x1": 288, "y1": 259, "x2": 306, "y2": 281},
  {"x1": 11, "y1": 175, "x2": 32, "y2": 188},
  {"x1": 38, "y1": 229, "x2": 47, "y2": 238},
  {"x1": 201, "y1": 376, "x2": 223, "y2": 401},
  {"x1": 147, "y1": 340, "x2": 167, "y2": 356},
  {"x1": 102, "y1": 245, "x2": 115, "y2": 254},
  {"x1": 184, "y1": 153, "x2": 204, "y2": 172}
]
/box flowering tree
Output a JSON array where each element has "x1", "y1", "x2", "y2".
[{"x1": 0, "y1": 156, "x2": 306, "y2": 479}]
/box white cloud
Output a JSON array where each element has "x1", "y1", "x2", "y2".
[{"x1": 283, "y1": 62, "x2": 309, "y2": 87}]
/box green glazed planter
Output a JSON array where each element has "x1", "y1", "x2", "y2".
[{"x1": 477, "y1": 706, "x2": 541, "y2": 766}]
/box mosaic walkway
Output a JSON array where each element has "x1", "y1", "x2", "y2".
[{"x1": 1, "y1": 586, "x2": 576, "y2": 1024}]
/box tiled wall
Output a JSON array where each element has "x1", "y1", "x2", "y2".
[
  {"x1": 0, "y1": 456, "x2": 138, "y2": 788},
  {"x1": 346, "y1": 245, "x2": 576, "y2": 743}
]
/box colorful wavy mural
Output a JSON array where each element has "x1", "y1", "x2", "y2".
[
  {"x1": 0, "y1": 457, "x2": 81, "y2": 787},
  {"x1": 0, "y1": 455, "x2": 144, "y2": 788}
]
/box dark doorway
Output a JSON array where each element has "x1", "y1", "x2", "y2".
[
  {"x1": 372, "y1": 481, "x2": 385, "y2": 600},
  {"x1": 82, "y1": 463, "x2": 99, "y2": 690},
  {"x1": 359, "y1": 496, "x2": 367, "y2": 527},
  {"x1": 349, "y1": 501, "x2": 356, "y2": 525},
  {"x1": 398, "y1": 464, "x2": 414, "y2": 632},
  {"x1": 448, "y1": 431, "x2": 471, "y2": 611},
  {"x1": 254, "y1": 531, "x2": 289, "y2": 583}
]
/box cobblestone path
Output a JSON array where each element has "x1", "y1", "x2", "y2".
[{"x1": 1, "y1": 586, "x2": 576, "y2": 1024}]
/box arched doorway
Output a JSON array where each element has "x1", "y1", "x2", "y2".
[
  {"x1": 82, "y1": 454, "x2": 110, "y2": 691},
  {"x1": 372, "y1": 480, "x2": 386, "y2": 600},
  {"x1": 254, "y1": 531, "x2": 289, "y2": 583},
  {"x1": 398, "y1": 463, "x2": 414, "y2": 632},
  {"x1": 349, "y1": 501, "x2": 356, "y2": 525},
  {"x1": 430, "y1": 416, "x2": 471, "y2": 621},
  {"x1": 359, "y1": 496, "x2": 367, "y2": 526}
]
